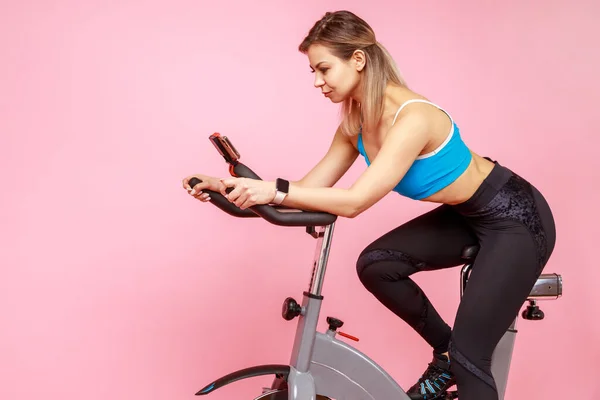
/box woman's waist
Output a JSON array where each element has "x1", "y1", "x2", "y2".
[{"x1": 419, "y1": 153, "x2": 496, "y2": 205}]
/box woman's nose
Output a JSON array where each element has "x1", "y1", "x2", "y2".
[{"x1": 314, "y1": 76, "x2": 324, "y2": 88}]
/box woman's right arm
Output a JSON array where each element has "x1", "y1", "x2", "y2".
[{"x1": 291, "y1": 125, "x2": 359, "y2": 189}]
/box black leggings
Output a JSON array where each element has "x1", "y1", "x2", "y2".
[{"x1": 356, "y1": 160, "x2": 556, "y2": 400}]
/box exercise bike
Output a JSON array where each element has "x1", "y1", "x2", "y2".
[{"x1": 190, "y1": 133, "x2": 563, "y2": 400}]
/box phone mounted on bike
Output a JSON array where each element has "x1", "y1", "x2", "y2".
[{"x1": 210, "y1": 133, "x2": 240, "y2": 164}]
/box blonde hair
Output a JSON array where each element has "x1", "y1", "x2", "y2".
[{"x1": 298, "y1": 10, "x2": 408, "y2": 136}]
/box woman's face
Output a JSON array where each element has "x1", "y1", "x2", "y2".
[{"x1": 307, "y1": 44, "x2": 365, "y2": 103}]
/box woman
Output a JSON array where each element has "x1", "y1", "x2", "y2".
[{"x1": 183, "y1": 10, "x2": 556, "y2": 400}]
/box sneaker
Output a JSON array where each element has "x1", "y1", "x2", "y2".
[{"x1": 407, "y1": 353, "x2": 456, "y2": 400}]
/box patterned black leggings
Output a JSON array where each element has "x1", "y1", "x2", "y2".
[{"x1": 356, "y1": 161, "x2": 556, "y2": 400}]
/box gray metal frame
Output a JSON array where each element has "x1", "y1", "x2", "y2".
[{"x1": 275, "y1": 223, "x2": 562, "y2": 400}]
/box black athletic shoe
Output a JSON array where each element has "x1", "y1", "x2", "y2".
[{"x1": 407, "y1": 353, "x2": 456, "y2": 400}]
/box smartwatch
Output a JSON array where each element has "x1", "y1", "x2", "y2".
[{"x1": 273, "y1": 178, "x2": 290, "y2": 205}]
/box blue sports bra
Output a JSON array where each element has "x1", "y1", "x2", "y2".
[{"x1": 357, "y1": 99, "x2": 472, "y2": 200}]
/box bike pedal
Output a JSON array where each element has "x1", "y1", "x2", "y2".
[{"x1": 443, "y1": 390, "x2": 458, "y2": 399}]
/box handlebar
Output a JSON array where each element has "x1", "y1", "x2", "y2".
[{"x1": 188, "y1": 133, "x2": 337, "y2": 228}]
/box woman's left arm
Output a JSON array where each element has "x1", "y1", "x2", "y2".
[{"x1": 221, "y1": 113, "x2": 431, "y2": 217}]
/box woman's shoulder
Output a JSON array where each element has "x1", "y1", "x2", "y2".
[{"x1": 388, "y1": 90, "x2": 452, "y2": 130}]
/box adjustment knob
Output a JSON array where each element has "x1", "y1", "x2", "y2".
[
  {"x1": 282, "y1": 297, "x2": 302, "y2": 321},
  {"x1": 522, "y1": 301, "x2": 545, "y2": 320},
  {"x1": 326, "y1": 316, "x2": 344, "y2": 330}
]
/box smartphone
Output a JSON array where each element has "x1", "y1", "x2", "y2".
[{"x1": 209, "y1": 132, "x2": 240, "y2": 164}]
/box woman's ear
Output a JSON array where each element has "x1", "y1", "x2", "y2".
[{"x1": 352, "y1": 50, "x2": 366, "y2": 72}]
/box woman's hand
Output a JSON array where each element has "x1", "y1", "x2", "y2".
[
  {"x1": 182, "y1": 174, "x2": 224, "y2": 203},
  {"x1": 220, "y1": 177, "x2": 276, "y2": 209}
]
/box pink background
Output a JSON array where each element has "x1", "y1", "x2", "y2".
[{"x1": 2, "y1": 0, "x2": 599, "y2": 399}]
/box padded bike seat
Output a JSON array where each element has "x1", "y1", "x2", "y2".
[{"x1": 461, "y1": 245, "x2": 480, "y2": 261}]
